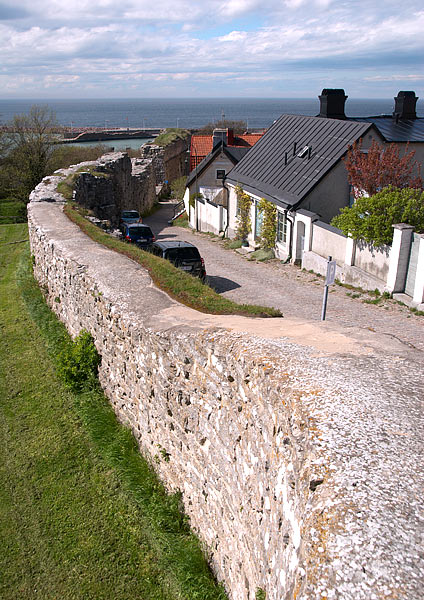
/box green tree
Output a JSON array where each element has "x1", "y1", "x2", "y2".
[
  {"x1": 49, "y1": 143, "x2": 112, "y2": 172},
  {"x1": 170, "y1": 176, "x2": 187, "y2": 201},
  {"x1": 4, "y1": 105, "x2": 59, "y2": 201},
  {"x1": 235, "y1": 185, "x2": 252, "y2": 242},
  {"x1": 344, "y1": 139, "x2": 422, "y2": 199},
  {"x1": 258, "y1": 198, "x2": 277, "y2": 249},
  {"x1": 197, "y1": 120, "x2": 247, "y2": 134},
  {"x1": 331, "y1": 186, "x2": 424, "y2": 246}
]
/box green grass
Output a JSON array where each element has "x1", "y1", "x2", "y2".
[
  {"x1": 0, "y1": 223, "x2": 227, "y2": 600},
  {"x1": 0, "y1": 198, "x2": 27, "y2": 223},
  {"x1": 362, "y1": 297, "x2": 383, "y2": 305},
  {"x1": 64, "y1": 203, "x2": 282, "y2": 318},
  {"x1": 172, "y1": 212, "x2": 189, "y2": 228},
  {"x1": 153, "y1": 129, "x2": 190, "y2": 147}
]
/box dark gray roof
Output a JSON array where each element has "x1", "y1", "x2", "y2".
[
  {"x1": 186, "y1": 143, "x2": 250, "y2": 187},
  {"x1": 349, "y1": 116, "x2": 424, "y2": 143},
  {"x1": 226, "y1": 114, "x2": 374, "y2": 209}
]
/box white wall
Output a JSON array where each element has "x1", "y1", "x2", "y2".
[
  {"x1": 310, "y1": 221, "x2": 348, "y2": 265},
  {"x1": 354, "y1": 240, "x2": 390, "y2": 281}
]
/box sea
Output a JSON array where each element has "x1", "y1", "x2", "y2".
[
  {"x1": 2, "y1": 97, "x2": 423, "y2": 130},
  {"x1": 1, "y1": 97, "x2": 423, "y2": 150}
]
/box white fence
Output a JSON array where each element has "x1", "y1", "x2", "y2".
[{"x1": 298, "y1": 210, "x2": 424, "y2": 307}]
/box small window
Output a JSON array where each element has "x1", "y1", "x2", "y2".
[
  {"x1": 297, "y1": 146, "x2": 310, "y2": 158},
  {"x1": 255, "y1": 201, "x2": 264, "y2": 238},
  {"x1": 216, "y1": 169, "x2": 225, "y2": 179},
  {"x1": 276, "y1": 211, "x2": 287, "y2": 244}
]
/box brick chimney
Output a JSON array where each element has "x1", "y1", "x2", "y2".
[
  {"x1": 319, "y1": 89, "x2": 348, "y2": 119},
  {"x1": 393, "y1": 91, "x2": 418, "y2": 120},
  {"x1": 212, "y1": 128, "x2": 228, "y2": 148}
]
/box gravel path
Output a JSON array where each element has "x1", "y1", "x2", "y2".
[{"x1": 145, "y1": 201, "x2": 424, "y2": 353}]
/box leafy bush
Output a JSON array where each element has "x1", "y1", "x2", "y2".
[
  {"x1": 331, "y1": 186, "x2": 424, "y2": 246},
  {"x1": 248, "y1": 248, "x2": 275, "y2": 261},
  {"x1": 170, "y1": 175, "x2": 187, "y2": 201},
  {"x1": 57, "y1": 329, "x2": 100, "y2": 391}
]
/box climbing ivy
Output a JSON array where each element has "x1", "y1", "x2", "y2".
[
  {"x1": 235, "y1": 185, "x2": 252, "y2": 242},
  {"x1": 258, "y1": 198, "x2": 277, "y2": 249}
]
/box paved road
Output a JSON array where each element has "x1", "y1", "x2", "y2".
[{"x1": 145, "y1": 201, "x2": 424, "y2": 353}]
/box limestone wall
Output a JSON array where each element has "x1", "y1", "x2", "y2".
[
  {"x1": 27, "y1": 171, "x2": 424, "y2": 600},
  {"x1": 73, "y1": 152, "x2": 157, "y2": 226},
  {"x1": 141, "y1": 136, "x2": 190, "y2": 185}
]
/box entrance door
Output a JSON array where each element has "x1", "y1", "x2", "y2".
[{"x1": 296, "y1": 222, "x2": 306, "y2": 262}]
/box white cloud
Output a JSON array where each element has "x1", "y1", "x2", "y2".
[
  {"x1": 365, "y1": 74, "x2": 424, "y2": 82},
  {"x1": 0, "y1": 0, "x2": 423, "y2": 97}
]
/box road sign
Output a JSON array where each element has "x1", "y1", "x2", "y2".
[
  {"x1": 321, "y1": 256, "x2": 336, "y2": 320},
  {"x1": 325, "y1": 259, "x2": 337, "y2": 286}
]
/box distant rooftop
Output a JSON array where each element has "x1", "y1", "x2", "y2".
[
  {"x1": 190, "y1": 129, "x2": 263, "y2": 170},
  {"x1": 348, "y1": 116, "x2": 424, "y2": 143}
]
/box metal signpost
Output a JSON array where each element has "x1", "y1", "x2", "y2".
[{"x1": 321, "y1": 256, "x2": 337, "y2": 320}]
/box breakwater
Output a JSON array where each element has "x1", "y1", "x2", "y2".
[{"x1": 61, "y1": 127, "x2": 162, "y2": 143}]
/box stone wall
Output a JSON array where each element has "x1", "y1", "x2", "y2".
[
  {"x1": 73, "y1": 152, "x2": 157, "y2": 226},
  {"x1": 141, "y1": 136, "x2": 190, "y2": 186},
  {"x1": 163, "y1": 136, "x2": 190, "y2": 180},
  {"x1": 27, "y1": 171, "x2": 424, "y2": 600}
]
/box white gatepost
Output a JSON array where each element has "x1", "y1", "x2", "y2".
[
  {"x1": 293, "y1": 209, "x2": 318, "y2": 263},
  {"x1": 412, "y1": 234, "x2": 424, "y2": 308},
  {"x1": 386, "y1": 224, "x2": 414, "y2": 293},
  {"x1": 344, "y1": 236, "x2": 356, "y2": 266}
]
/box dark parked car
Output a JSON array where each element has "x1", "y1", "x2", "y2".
[
  {"x1": 120, "y1": 223, "x2": 155, "y2": 248},
  {"x1": 149, "y1": 240, "x2": 206, "y2": 281},
  {"x1": 121, "y1": 210, "x2": 141, "y2": 225}
]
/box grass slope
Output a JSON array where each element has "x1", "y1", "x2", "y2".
[
  {"x1": 0, "y1": 223, "x2": 227, "y2": 600},
  {"x1": 64, "y1": 203, "x2": 282, "y2": 318}
]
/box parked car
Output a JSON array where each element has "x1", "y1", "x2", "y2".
[
  {"x1": 121, "y1": 210, "x2": 141, "y2": 225},
  {"x1": 148, "y1": 240, "x2": 206, "y2": 281},
  {"x1": 120, "y1": 223, "x2": 155, "y2": 248}
]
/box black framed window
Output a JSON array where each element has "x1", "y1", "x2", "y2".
[{"x1": 216, "y1": 169, "x2": 225, "y2": 179}]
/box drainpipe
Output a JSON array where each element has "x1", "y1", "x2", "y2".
[
  {"x1": 284, "y1": 209, "x2": 294, "y2": 263},
  {"x1": 221, "y1": 176, "x2": 230, "y2": 238}
]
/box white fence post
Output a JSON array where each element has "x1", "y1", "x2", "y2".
[
  {"x1": 344, "y1": 236, "x2": 356, "y2": 266},
  {"x1": 386, "y1": 224, "x2": 414, "y2": 293},
  {"x1": 412, "y1": 234, "x2": 424, "y2": 307}
]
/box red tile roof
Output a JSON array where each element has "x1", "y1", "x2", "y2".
[{"x1": 189, "y1": 132, "x2": 264, "y2": 170}]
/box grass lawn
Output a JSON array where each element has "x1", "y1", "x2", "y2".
[{"x1": 0, "y1": 223, "x2": 227, "y2": 600}]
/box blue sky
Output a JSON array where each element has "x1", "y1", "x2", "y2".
[{"x1": 0, "y1": 0, "x2": 423, "y2": 99}]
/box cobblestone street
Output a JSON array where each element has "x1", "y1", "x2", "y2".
[{"x1": 145, "y1": 201, "x2": 424, "y2": 353}]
